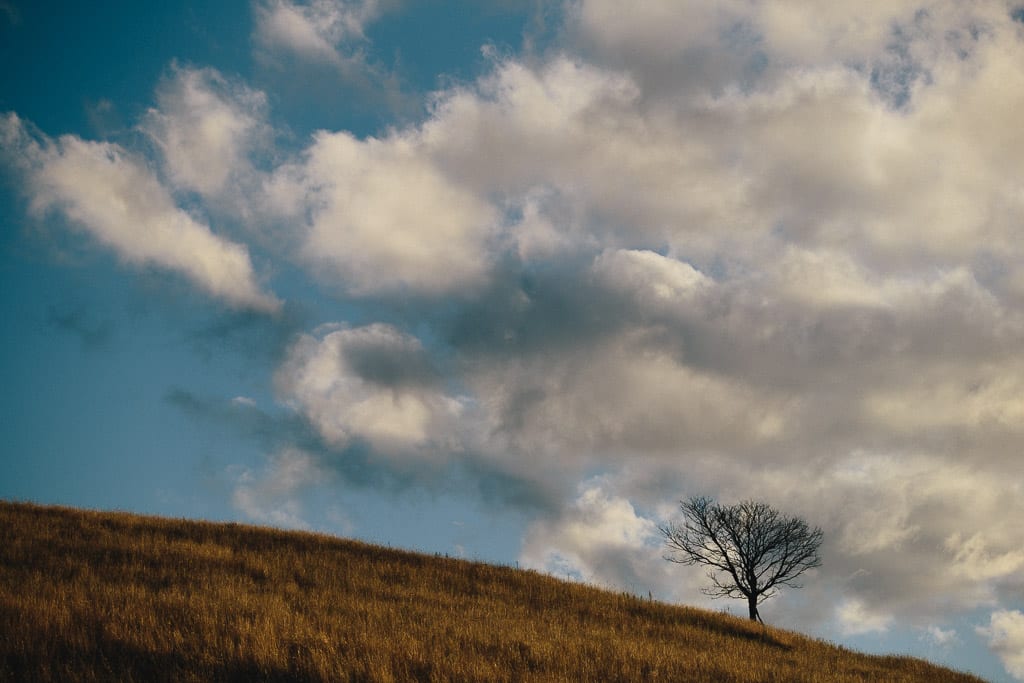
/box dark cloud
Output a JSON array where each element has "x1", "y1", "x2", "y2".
[
  {"x1": 340, "y1": 329, "x2": 440, "y2": 389},
  {"x1": 46, "y1": 305, "x2": 114, "y2": 350},
  {"x1": 185, "y1": 300, "x2": 308, "y2": 365},
  {"x1": 163, "y1": 386, "x2": 554, "y2": 513},
  {"x1": 443, "y1": 256, "x2": 628, "y2": 357},
  {"x1": 454, "y1": 456, "x2": 561, "y2": 513},
  {"x1": 166, "y1": 386, "x2": 422, "y2": 490}
]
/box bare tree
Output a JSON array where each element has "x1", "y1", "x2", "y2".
[{"x1": 660, "y1": 497, "x2": 823, "y2": 623}]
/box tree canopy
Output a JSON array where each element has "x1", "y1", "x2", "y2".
[{"x1": 660, "y1": 496, "x2": 823, "y2": 622}]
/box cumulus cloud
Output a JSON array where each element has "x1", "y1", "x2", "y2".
[
  {"x1": 463, "y1": 327, "x2": 793, "y2": 465},
  {"x1": 566, "y1": 0, "x2": 759, "y2": 92},
  {"x1": 266, "y1": 129, "x2": 496, "y2": 295},
  {"x1": 141, "y1": 66, "x2": 270, "y2": 200},
  {"x1": 0, "y1": 113, "x2": 280, "y2": 312},
  {"x1": 254, "y1": 0, "x2": 388, "y2": 65},
  {"x1": 404, "y1": 3, "x2": 1024, "y2": 282},
  {"x1": 275, "y1": 323, "x2": 467, "y2": 457},
  {"x1": 422, "y1": 55, "x2": 753, "y2": 257},
  {"x1": 519, "y1": 479, "x2": 681, "y2": 596},
  {"x1": 591, "y1": 249, "x2": 710, "y2": 305},
  {"x1": 568, "y1": 1, "x2": 1017, "y2": 96},
  {"x1": 978, "y1": 610, "x2": 1024, "y2": 680}
]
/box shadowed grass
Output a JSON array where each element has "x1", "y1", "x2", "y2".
[{"x1": 0, "y1": 501, "x2": 987, "y2": 682}]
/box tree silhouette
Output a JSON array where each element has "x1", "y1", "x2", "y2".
[{"x1": 660, "y1": 497, "x2": 823, "y2": 623}]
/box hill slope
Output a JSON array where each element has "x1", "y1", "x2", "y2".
[{"x1": 0, "y1": 501, "x2": 986, "y2": 682}]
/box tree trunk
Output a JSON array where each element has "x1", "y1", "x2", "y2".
[{"x1": 747, "y1": 594, "x2": 762, "y2": 623}]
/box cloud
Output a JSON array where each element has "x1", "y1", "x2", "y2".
[
  {"x1": 251, "y1": 0, "x2": 410, "y2": 113},
  {"x1": 414, "y1": 43, "x2": 1013, "y2": 277},
  {"x1": 836, "y1": 598, "x2": 894, "y2": 636},
  {"x1": 166, "y1": 386, "x2": 557, "y2": 513},
  {"x1": 922, "y1": 624, "x2": 959, "y2": 649},
  {"x1": 254, "y1": 0, "x2": 388, "y2": 65},
  {"x1": 141, "y1": 66, "x2": 270, "y2": 200},
  {"x1": 47, "y1": 305, "x2": 114, "y2": 350},
  {"x1": 1, "y1": 113, "x2": 280, "y2": 312},
  {"x1": 978, "y1": 610, "x2": 1024, "y2": 680},
  {"x1": 275, "y1": 323, "x2": 468, "y2": 457},
  {"x1": 231, "y1": 448, "x2": 327, "y2": 528},
  {"x1": 567, "y1": 1, "x2": 1016, "y2": 96},
  {"x1": 519, "y1": 478, "x2": 680, "y2": 596},
  {"x1": 566, "y1": 0, "x2": 759, "y2": 92},
  {"x1": 475, "y1": 3, "x2": 1024, "y2": 278},
  {"x1": 615, "y1": 451, "x2": 1024, "y2": 625},
  {"x1": 267, "y1": 129, "x2": 496, "y2": 295},
  {"x1": 422, "y1": 55, "x2": 753, "y2": 257},
  {"x1": 591, "y1": 248, "x2": 710, "y2": 305},
  {"x1": 165, "y1": 388, "x2": 426, "y2": 492}
]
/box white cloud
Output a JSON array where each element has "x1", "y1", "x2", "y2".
[
  {"x1": 231, "y1": 448, "x2": 326, "y2": 528},
  {"x1": 978, "y1": 610, "x2": 1024, "y2": 681},
  {"x1": 539, "y1": 4, "x2": 1024, "y2": 276},
  {"x1": 254, "y1": 0, "x2": 387, "y2": 65},
  {"x1": 255, "y1": 27, "x2": 1024, "y2": 300},
  {"x1": 465, "y1": 327, "x2": 796, "y2": 473},
  {"x1": 141, "y1": 66, "x2": 269, "y2": 199},
  {"x1": 569, "y1": 1, "x2": 1016, "y2": 82},
  {"x1": 519, "y1": 479, "x2": 680, "y2": 596},
  {"x1": 864, "y1": 365, "x2": 1024, "y2": 436},
  {"x1": 275, "y1": 323, "x2": 466, "y2": 457},
  {"x1": 268, "y1": 130, "x2": 496, "y2": 295},
  {"x1": 753, "y1": 2, "x2": 930, "y2": 65},
  {"x1": 837, "y1": 598, "x2": 894, "y2": 636},
  {"x1": 921, "y1": 624, "x2": 959, "y2": 649},
  {"x1": 1, "y1": 113, "x2": 280, "y2": 312},
  {"x1": 670, "y1": 452, "x2": 1024, "y2": 620},
  {"x1": 423, "y1": 56, "x2": 753, "y2": 256},
  {"x1": 566, "y1": 0, "x2": 757, "y2": 93},
  {"x1": 591, "y1": 249, "x2": 709, "y2": 305},
  {"x1": 772, "y1": 247, "x2": 933, "y2": 309},
  {"x1": 411, "y1": 34, "x2": 1023, "y2": 282},
  {"x1": 570, "y1": 0, "x2": 747, "y2": 57},
  {"x1": 505, "y1": 440, "x2": 1024, "y2": 631}
]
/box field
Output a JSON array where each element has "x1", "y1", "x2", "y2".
[{"x1": 0, "y1": 500, "x2": 987, "y2": 682}]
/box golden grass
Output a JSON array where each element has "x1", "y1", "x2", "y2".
[{"x1": 0, "y1": 500, "x2": 986, "y2": 682}]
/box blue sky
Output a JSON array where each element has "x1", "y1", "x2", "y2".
[{"x1": 3, "y1": 1, "x2": 1024, "y2": 680}]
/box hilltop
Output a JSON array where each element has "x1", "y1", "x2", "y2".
[{"x1": 0, "y1": 501, "x2": 986, "y2": 682}]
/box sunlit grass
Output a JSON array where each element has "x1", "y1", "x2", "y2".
[{"x1": 0, "y1": 501, "x2": 986, "y2": 682}]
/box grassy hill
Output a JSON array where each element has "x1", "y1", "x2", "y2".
[{"x1": 0, "y1": 501, "x2": 986, "y2": 682}]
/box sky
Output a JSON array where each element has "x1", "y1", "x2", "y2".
[{"x1": 2, "y1": 0, "x2": 1024, "y2": 679}]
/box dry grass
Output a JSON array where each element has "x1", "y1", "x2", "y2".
[{"x1": 0, "y1": 500, "x2": 986, "y2": 682}]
